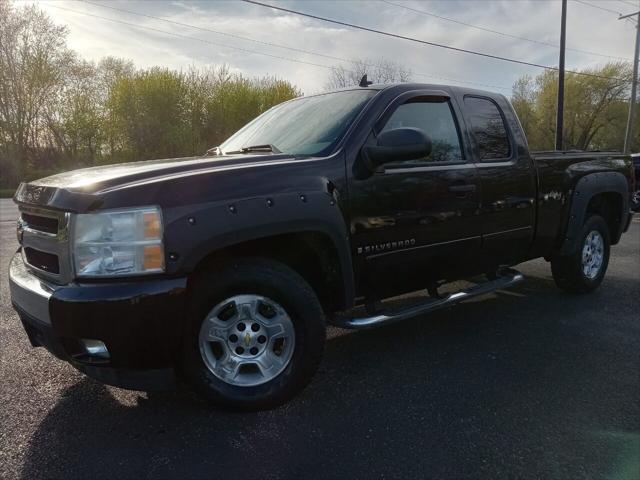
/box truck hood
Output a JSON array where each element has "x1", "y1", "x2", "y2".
[
  {"x1": 14, "y1": 153, "x2": 299, "y2": 210},
  {"x1": 27, "y1": 154, "x2": 299, "y2": 192}
]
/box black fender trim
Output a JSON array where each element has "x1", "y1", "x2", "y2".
[
  {"x1": 167, "y1": 191, "x2": 355, "y2": 309},
  {"x1": 559, "y1": 172, "x2": 629, "y2": 255}
]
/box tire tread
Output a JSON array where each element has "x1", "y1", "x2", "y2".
[{"x1": 551, "y1": 215, "x2": 610, "y2": 294}]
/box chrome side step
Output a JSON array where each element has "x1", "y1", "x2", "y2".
[{"x1": 333, "y1": 268, "x2": 524, "y2": 330}]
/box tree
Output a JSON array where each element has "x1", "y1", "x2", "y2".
[
  {"x1": 203, "y1": 66, "x2": 300, "y2": 149},
  {"x1": 511, "y1": 62, "x2": 634, "y2": 151},
  {"x1": 0, "y1": 0, "x2": 74, "y2": 184},
  {"x1": 511, "y1": 75, "x2": 540, "y2": 147},
  {"x1": 105, "y1": 65, "x2": 300, "y2": 161},
  {"x1": 43, "y1": 59, "x2": 104, "y2": 167},
  {"x1": 107, "y1": 68, "x2": 192, "y2": 161},
  {"x1": 0, "y1": 1, "x2": 300, "y2": 189},
  {"x1": 95, "y1": 57, "x2": 135, "y2": 159},
  {"x1": 325, "y1": 58, "x2": 412, "y2": 89}
]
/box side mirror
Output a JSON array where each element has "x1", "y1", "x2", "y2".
[{"x1": 363, "y1": 127, "x2": 432, "y2": 169}]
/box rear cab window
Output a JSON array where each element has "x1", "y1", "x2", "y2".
[{"x1": 463, "y1": 96, "x2": 512, "y2": 161}]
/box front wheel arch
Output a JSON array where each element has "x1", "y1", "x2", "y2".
[{"x1": 186, "y1": 230, "x2": 353, "y2": 313}]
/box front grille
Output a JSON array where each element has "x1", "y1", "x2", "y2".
[
  {"x1": 24, "y1": 247, "x2": 60, "y2": 274},
  {"x1": 19, "y1": 206, "x2": 71, "y2": 284},
  {"x1": 21, "y1": 213, "x2": 58, "y2": 234}
]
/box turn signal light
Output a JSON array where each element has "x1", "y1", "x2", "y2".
[{"x1": 143, "y1": 244, "x2": 164, "y2": 270}]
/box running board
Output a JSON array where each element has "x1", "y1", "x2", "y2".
[{"x1": 333, "y1": 268, "x2": 524, "y2": 330}]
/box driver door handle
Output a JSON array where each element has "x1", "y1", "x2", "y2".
[{"x1": 448, "y1": 184, "x2": 476, "y2": 193}]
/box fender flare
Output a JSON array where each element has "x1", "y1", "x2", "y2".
[
  {"x1": 559, "y1": 172, "x2": 629, "y2": 255},
  {"x1": 164, "y1": 191, "x2": 355, "y2": 308}
]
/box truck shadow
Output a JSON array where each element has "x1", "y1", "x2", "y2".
[{"x1": 20, "y1": 275, "x2": 638, "y2": 479}]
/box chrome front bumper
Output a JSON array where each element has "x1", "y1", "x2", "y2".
[
  {"x1": 8, "y1": 252, "x2": 59, "y2": 325},
  {"x1": 9, "y1": 251, "x2": 183, "y2": 390}
]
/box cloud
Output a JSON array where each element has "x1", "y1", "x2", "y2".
[{"x1": 37, "y1": 0, "x2": 637, "y2": 95}]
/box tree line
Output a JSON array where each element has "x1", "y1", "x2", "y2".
[
  {"x1": 511, "y1": 62, "x2": 635, "y2": 151},
  {"x1": 0, "y1": 0, "x2": 637, "y2": 193},
  {"x1": 0, "y1": 1, "x2": 299, "y2": 190}
]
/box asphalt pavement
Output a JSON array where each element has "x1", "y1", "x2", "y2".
[{"x1": 1, "y1": 197, "x2": 639, "y2": 479}]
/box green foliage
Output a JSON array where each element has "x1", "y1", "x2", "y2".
[
  {"x1": 0, "y1": 0, "x2": 75, "y2": 185},
  {"x1": 107, "y1": 68, "x2": 192, "y2": 160},
  {"x1": 104, "y1": 66, "x2": 300, "y2": 163},
  {"x1": 0, "y1": 1, "x2": 300, "y2": 188},
  {"x1": 511, "y1": 63, "x2": 635, "y2": 151}
]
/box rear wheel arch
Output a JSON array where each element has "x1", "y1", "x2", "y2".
[
  {"x1": 559, "y1": 172, "x2": 629, "y2": 255},
  {"x1": 585, "y1": 192, "x2": 624, "y2": 243}
]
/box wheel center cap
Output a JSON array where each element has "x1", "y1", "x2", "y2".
[{"x1": 243, "y1": 332, "x2": 252, "y2": 347}]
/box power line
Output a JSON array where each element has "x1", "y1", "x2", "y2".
[
  {"x1": 381, "y1": 0, "x2": 630, "y2": 61},
  {"x1": 572, "y1": 0, "x2": 624, "y2": 15},
  {"x1": 617, "y1": 0, "x2": 638, "y2": 9},
  {"x1": 243, "y1": 0, "x2": 625, "y2": 81},
  {"x1": 411, "y1": 72, "x2": 510, "y2": 91},
  {"x1": 51, "y1": 3, "x2": 512, "y2": 91},
  {"x1": 49, "y1": 4, "x2": 337, "y2": 71},
  {"x1": 75, "y1": 1, "x2": 513, "y2": 91},
  {"x1": 572, "y1": 0, "x2": 636, "y2": 26},
  {"x1": 80, "y1": 0, "x2": 350, "y2": 65}
]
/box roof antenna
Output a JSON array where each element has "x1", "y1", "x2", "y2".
[{"x1": 359, "y1": 74, "x2": 373, "y2": 87}]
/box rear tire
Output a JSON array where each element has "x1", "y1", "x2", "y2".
[
  {"x1": 180, "y1": 258, "x2": 326, "y2": 410},
  {"x1": 632, "y1": 189, "x2": 640, "y2": 212},
  {"x1": 551, "y1": 215, "x2": 610, "y2": 294}
]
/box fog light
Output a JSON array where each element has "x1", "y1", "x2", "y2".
[{"x1": 79, "y1": 339, "x2": 110, "y2": 359}]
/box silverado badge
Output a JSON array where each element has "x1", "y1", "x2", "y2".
[{"x1": 356, "y1": 238, "x2": 416, "y2": 255}]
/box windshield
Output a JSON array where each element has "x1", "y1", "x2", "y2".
[{"x1": 218, "y1": 89, "x2": 378, "y2": 156}]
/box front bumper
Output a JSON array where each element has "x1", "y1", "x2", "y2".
[{"x1": 9, "y1": 252, "x2": 188, "y2": 391}]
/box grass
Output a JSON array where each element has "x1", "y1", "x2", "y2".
[{"x1": 0, "y1": 188, "x2": 15, "y2": 198}]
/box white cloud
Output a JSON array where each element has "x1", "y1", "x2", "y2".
[{"x1": 35, "y1": 0, "x2": 637, "y2": 95}]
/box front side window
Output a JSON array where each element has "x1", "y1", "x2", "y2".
[
  {"x1": 219, "y1": 89, "x2": 378, "y2": 157},
  {"x1": 463, "y1": 96, "x2": 511, "y2": 160},
  {"x1": 381, "y1": 100, "x2": 463, "y2": 163}
]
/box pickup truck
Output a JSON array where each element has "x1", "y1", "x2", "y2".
[{"x1": 9, "y1": 83, "x2": 635, "y2": 410}]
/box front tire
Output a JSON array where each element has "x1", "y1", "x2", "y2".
[
  {"x1": 180, "y1": 258, "x2": 326, "y2": 410},
  {"x1": 551, "y1": 215, "x2": 610, "y2": 294}
]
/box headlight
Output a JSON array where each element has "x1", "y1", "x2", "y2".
[{"x1": 72, "y1": 206, "x2": 164, "y2": 277}]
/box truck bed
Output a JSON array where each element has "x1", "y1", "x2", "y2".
[{"x1": 530, "y1": 150, "x2": 632, "y2": 258}]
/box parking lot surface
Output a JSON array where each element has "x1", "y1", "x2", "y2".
[{"x1": 1, "y1": 198, "x2": 639, "y2": 479}]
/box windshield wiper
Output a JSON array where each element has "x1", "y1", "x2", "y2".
[
  {"x1": 225, "y1": 144, "x2": 282, "y2": 155},
  {"x1": 205, "y1": 144, "x2": 282, "y2": 156}
]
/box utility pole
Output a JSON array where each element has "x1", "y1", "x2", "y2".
[
  {"x1": 620, "y1": 10, "x2": 640, "y2": 154},
  {"x1": 555, "y1": 0, "x2": 567, "y2": 151}
]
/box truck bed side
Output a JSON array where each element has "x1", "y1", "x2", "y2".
[{"x1": 531, "y1": 151, "x2": 633, "y2": 258}]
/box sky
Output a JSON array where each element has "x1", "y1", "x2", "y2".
[{"x1": 33, "y1": 0, "x2": 639, "y2": 95}]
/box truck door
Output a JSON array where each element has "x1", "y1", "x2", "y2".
[
  {"x1": 461, "y1": 95, "x2": 536, "y2": 266},
  {"x1": 349, "y1": 92, "x2": 482, "y2": 300}
]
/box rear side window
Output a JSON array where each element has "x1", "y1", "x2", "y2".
[
  {"x1": 464, "y1": 96, "x2": 511, "y2": 160},
  {"x1": 381, "y1": 100, "x2": 463, "y2": 163}
]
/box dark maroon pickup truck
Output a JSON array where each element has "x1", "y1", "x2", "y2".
[{"x1": 9, "y1": 83, "x2": 635, "y2": 409}]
